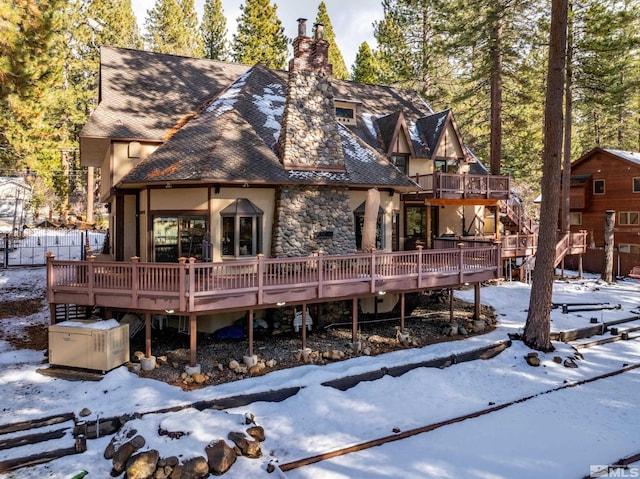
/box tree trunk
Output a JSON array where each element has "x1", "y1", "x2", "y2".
[
  {"x1": 602, "y1": 210, "x2": 615, "y2": 283},
  {"x1": 489, "y1": 10, "x2": 503, "y2": 176},
  {"x1": 561, "y1": 1, "x2": 573, "y2": 234},
  {"x1": 524, "y1": 0, "x2": 568, "y2": 352}
]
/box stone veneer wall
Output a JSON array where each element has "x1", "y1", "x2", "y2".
[
  {"x1": 271, "y1": 185, "x2": 356, "y2": 257},
  {"x1": 277, "y1": 69, "x2": 345, "y2": 171}
]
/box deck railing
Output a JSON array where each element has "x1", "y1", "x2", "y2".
[
  {"x1": 412, "y1": 172, "x2": 510, "y2": 199},
  {"x1": 47, "y1": 246, "x2": 501, "y2": 315}
]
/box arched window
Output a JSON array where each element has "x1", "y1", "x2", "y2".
[
  {"x1": 221, "y1": 199, "x2": 263, "y2": 257},
  {"x1": 354, "y1": 202, "x2": 384, "y2": 251}
]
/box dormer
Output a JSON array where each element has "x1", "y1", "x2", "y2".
[{"x1": 374, "y1": 111, "x2": 416, "y2": 175}]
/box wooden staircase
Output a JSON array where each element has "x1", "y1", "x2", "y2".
[
  {"x1": 518, "y1": 231, "x2": 588, "y2": 282},
  {"x1": 500, "y1": 197, "x2": 538, "y2": 235}
]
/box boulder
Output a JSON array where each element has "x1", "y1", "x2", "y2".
[
  {"x1": 192, "y1": 373, "x2": 207, "y2": 384},
  {"x1": 246, "y1": 425, "x2": 265, "y2": 442},
  {"x1": 125, "y1": 449, "x2": 159, "y2": 479},
  {"x1": 180, "y1": 456, "x2": 209, "y2": 479},
  {"x1": 525, "y1": 355, "x2": 540, "y2": 367},
  {"x1": 205, "y1": 439, "x2": 237, "y2": 475},
  {"x1": 228, "y1": 431, "x2": 262, "y2": 458},
  {"x1": 111, "y1": 435, "x2": 146, "y2": 474}
]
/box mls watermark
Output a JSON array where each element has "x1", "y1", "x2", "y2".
[{"x1": 590, "y1": 465, "x2": 640, "y2": 478}]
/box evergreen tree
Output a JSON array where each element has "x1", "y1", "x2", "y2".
[
  {"x1": 351, "y1": 42, "x2": 379, "y2": 84},
  {"x1": 231, "y1": 0, "x2": 288, "y2": 69},
  {"x1": 144, "y1": 0, "x2": 203, "y2": 57},
  {"x1": 373, "y1": 0, "x2": 415, "y2": 87},
  {"x1": 0, "y1": 0, "x2": 63, "y2": 173},
  {"x1": 313, "y1": 2, "x2": 349, "y2": 80},
  {"x1": 572, "y1": 0, "x2": 640, "y2": 153},
  {"x1": 201, "y1": 0, "x2": 228, "y2": 60}
]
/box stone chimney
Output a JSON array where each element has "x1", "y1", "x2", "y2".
[
  {"x1": 276, "y1": 18, "x2": 344, "y2": 171},
  {"x1": 271, "y1": 19, "x2": 356, "y2": 258}
]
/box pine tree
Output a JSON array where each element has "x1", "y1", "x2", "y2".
[
  {"x1": 313, "y1": 2, "x2": 349, "y2": 80},
  {"x1": 144, "y1": 0, "x2": 203, "y2": 57},
  {"x1": 201, "y1": 0, "x2": 228, "y2": 60},
  {"x1": 0, "y1": 0, "x2": 63, "y2": 173},
  {"x1": 231, "y1": 0, "x2": 289, "y2": 69},
  {"x1": 373, "y1": 0, "x2": 413, "y2": 87},
  {"x1": 351, "y1": 42, "x2": 379, "y2": 84}
]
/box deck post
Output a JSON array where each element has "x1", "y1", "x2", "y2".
[
  {"x1": 458, "y1": 242, "x2": 465, "y2": 283},
  {"x1": 301, "y1": 303, "x2": 307, "y2": 350},
  {"x1": 131, "y1": 256, "x2": 139, "y2": 308},
  {"x1": 189, "y1": 313, "x2": 197, "y2": 367},
  {"x1": 352, "y1": 298, "x2": 358, "y2": 343},
  {"x1": 474, "y1": 283, "x2": 481, "y2": 320},
  {"x1": 449, "y1": 288, "x2": 454, "y2": 323},
  {"x1": 145, "y1": 312, "x2": 151, "y2": 358},
  {"x1": 46, "y1": 252, "x2": 56, "y2": 324},
  {"x1": 257, "y1": 254, "x2": 264, "y2": 304},
  {"x1": 248, "y1": 309, "x2": 254, "y2": 357},
  {"x1": 400, "y1": 293, "x2": 405, "y2": 333},
  {"x1": 578, "y1": 254, "x2": 583, "y2": 279},
  {"x1": 178, "y1": 257, "x2": 187, "y2": 312},
  {"x1": 317, "y1": 251, "x2": 324, "y2": 298},
  {"x1": 416, "y1": 246, "x2": 423, "y2": 287},
  {"x1": 370, "y1": 248, "x2": 377, "y2": 294},
  {"x1": 188, "y1": 257, "x2": 196, "y2": 311}
]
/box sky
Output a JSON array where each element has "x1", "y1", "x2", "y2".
[
  {"x1": 2, "y1": 242, "x2": 640, "y2": 477},
  {"x1": 130, "y1": 0, "x2": 385, "y2": 68}
]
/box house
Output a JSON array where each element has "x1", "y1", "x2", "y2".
[
  {"x1": 0, "y1": 177, "x2": 32, "y2": 233},
  {"x1": 51, "y1": 19, "x2": 529, "y2": 365},
  {"x1": 567, "y1": 148, "x2": 640, "y2": 252}
]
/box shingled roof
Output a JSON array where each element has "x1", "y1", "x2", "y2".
[{"x1": 85, "y1": 47, "x2": 482, "y2": 190}]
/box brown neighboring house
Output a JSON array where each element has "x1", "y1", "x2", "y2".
[{"x1": 568, "y1": 147, "x2": 640, "y2": 252}]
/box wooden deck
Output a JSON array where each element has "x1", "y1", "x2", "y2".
[
  {"x1": 47, "y1": 246, "x2": 501, "y2": 316},
  {"x1": 410, "y1": 172, "x2": 511, "y2": 200}
]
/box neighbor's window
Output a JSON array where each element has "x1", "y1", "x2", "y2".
[
  {"x1": 593, "y1": 179, "x2": 605, "y2": 195},
  {"x1": 389, "y1": 154, "x2": 408, "y2": 175},
  {"x1": 221, "y1": 199, "x2": 263, "y2": 257},
  {"x1": 569, "y1": 212, "x2": 582, "y2": 225},
  {"x1": 633, "y1": 177, "x2": 640, "y2": 193},
  {"x1": 619, "y1": 211, "x2": 640, "y2": 226},
  {"x1": 354, "y1": 202, "x2": 384, "y2": 251},
  {"x1": 335, "y1": 107, "x2": 354, "y2": 119}
]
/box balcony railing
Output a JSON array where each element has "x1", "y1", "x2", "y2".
[
  {"x1": 412, "y1": 172, "x2": 510, "y2": 199},
  {"x1": 47, "y1": 246, "x2": 502, "y2": 316}
]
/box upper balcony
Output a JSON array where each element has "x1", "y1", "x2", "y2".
[{"x1": 409, "y1": 172, "x2": 511, "y2": 201}]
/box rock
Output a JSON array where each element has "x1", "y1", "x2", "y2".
[
  {"x1": 265, "y1": 359, "x2": 277, "y2": 368},
  {"x1": 111, "y1": 436, "x2": 146, "y2": 474},
  {"x1": 79, "y1": 407, "x2": 91, "y2": 417},
  {"x1": 154, "y1": 465, "x2": 171, "y2": 479},
  {"x1": 473, "y1": 320, "x2": 486, "y2": 332},
  {"x1": 249, "y1": 362, "x2": 266, "y2": 375},
  {"x1": 125, "y1": 449, "x2": 159, "y2": 479},
  {"x1": 246, "y1": 425, "x2": 265, "y2": 442},
  {"x1": 159, "y1": 456, "x2": 179, "y2": 468},
  {"x1": 104, "y1": 429, "x2": 139, "y2": 459},
  {"x1": 228, "y1": 431, "x2": 262, "y2": 458},
  {"x1": 267, "y1": 463, "x2": 276, "y2": 473},
  {"x1": 205, "y1": 440, "x2": 237, "y2": 475},
  {"x1": 192, "y1": 373, "x2": 206, "y2": 384},
  {"x1": 157, "y1": 355, "x2": 168, "y2": 363},
  {"x1": 564, "y1": 358, "x2": 578, "y2": 368},
  {"x1": 133, "y1": 351, "x2": 145, "y2": 361},
  {"x1": 229, "y1": 360, "x2": 240, "y2": 370},
  {"x1": 525, "y1": 355, "x2": 540, "y2": 367},
  {"x1": 180, "y1": 456, "x2": 209, "y2": 479},
  {"x1": 169, "y1": 464, "x2": 183, "y2": 479},
  {"x1": 217, "y1": 363, "x2": 224, "y2": 371},
  {"x1": 362, "y1": 347, "x2": 371, "y2": 356},
  {"x1": 322, "y1": 350, "x2": 345, "y2": 361},
  {"x1": 458, "y1": 326, "x2": 468, "y2": 335},
  {"x1": 553, "y1": 356, "x2": 563, "y2": 364},
  {"x1": 526, "y1": 352, "x2": 539, "y2": 358}
]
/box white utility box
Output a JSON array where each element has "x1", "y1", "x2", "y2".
[{"x1": 48, "y1": 320, "x2": 130, "y2": 372}]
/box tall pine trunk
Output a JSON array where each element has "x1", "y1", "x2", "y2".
[
  {"x1": 523, "y1": 0, "x2": 568, "y2": 352},
  {"x1": 489, "y1": 12, "x2": 503, "y2": 176}
]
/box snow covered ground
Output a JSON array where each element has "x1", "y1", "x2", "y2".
[{"x1": 1, "y1": 266, "x2": 640, "y2": 478}]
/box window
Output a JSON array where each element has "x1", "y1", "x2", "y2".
[
  {"x1": 619, "y1": 211, "x2": 639, "y2": 226},
  {"x1": 153, "y1": 215, "x2": 206, "y2": 262},
  {"x1": 335, "y1": 107, "x2": 354, "y2": 119},
  {"x1": 569, "y1": 212, "x2": 582, "y2": 225},
  {"x1": 389, "y1": 154, "x2": 408, "y2": 175},
  {"x1": 619, "y1": 244, "x2": 640, "y2": 254},
  {"x1": 354, "y1": 202, "x2": 384, "y2": 251},
  {"x1": 593, "y1": 179, "x2": 605, "y2": 195},
  {"x1": 434, "y1": 159, "x2": 458, "y2": 173},
  {"x1": 633, "y1": 177, "x2": 640, "y2": 193},
  {"x1": 221, "y1": 199, "x2": 263, "y2": 257}
]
